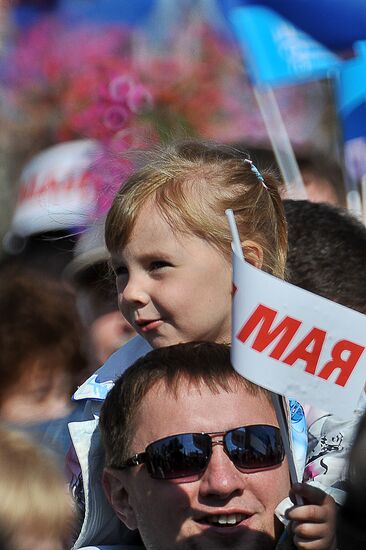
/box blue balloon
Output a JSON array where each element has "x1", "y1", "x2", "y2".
[{"x1": 219, "y1": 0, "x2": 366, "y2": 50}]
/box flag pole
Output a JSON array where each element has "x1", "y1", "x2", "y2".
[
  {"x1": 226, "y1": 209, "x2": 300, "y2": 487},
  {"x1": 254, "y1": 85, "x2": 307, "y2": 201},
  {"x1": 271, "y1": 394, "x2": 300, "y2": 484}
]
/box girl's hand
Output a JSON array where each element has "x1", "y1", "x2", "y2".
[{"x1": 287, "y1": 483, "x2": 337, "y2": 550}]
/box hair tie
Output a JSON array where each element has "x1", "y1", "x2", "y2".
[{"x1": 244, "y1": 159, "x2": 268, "y2": 190}]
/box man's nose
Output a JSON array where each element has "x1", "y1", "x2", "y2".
[{"x1": 198, "y1": 445, "x2": 246, "y2": 500}]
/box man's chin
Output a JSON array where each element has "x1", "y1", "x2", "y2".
[{"x1": 171, "y1": 528, "x2": 277, "y2": 550}]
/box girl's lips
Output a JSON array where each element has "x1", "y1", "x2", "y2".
[{"x1": 137, "y1": 319, "x2": 163, "y2": 333}]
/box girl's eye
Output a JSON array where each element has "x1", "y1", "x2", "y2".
[{"x1": 150, "y1": 261, "x2": 171, "y2": 271}]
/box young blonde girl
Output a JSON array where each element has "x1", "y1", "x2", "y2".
[{"x1": 69, "y1": 140, "x2": 335, "y2": 550}]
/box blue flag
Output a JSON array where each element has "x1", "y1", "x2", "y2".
[
  {"x1": 229, "y1": 6, "x2": 341, "y2": 87},
  {"x1": 337, "y1": 42, "x2": 366, "y2": 115}
]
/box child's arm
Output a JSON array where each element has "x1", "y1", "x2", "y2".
[{"x1": 286, "y1": 483, "x2": 337, "y2": 550}]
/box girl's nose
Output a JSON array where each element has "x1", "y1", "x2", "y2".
[{"x1": 119, "y1": 274, "x2": 150, "y2": 308}]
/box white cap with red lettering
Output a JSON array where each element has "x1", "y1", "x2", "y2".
[{"x1": 3, "y1": 139, "x2": 101, "y2": 252}]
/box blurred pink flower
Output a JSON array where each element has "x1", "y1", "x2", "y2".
[
  {"x1": 108, "y1": 75, "x2": 134, "y2": 102},
  {"x1": 3, "y1": 12, "x2": 328, "y2": 157},
  {"x1": 103, "y1": 105, "x2": 130, "y2": 131},
  {"x1": 126, "y1": 84, "x2": 153, "y2": 113}
]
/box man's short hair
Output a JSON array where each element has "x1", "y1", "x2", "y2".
[
  {"x1": 284, "y1": 199, "x2": 366, "y2": 313},
  {"x1": 100, "y1": 341, "x2": 271, "y2": 468}
]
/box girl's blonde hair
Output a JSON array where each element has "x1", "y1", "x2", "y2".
[
  {"x1": 106, "y1": 140, "x2": 287, "y2": 277},
  {"x1": 0, "y1": 427, "x2": 74, "y2": 546}
]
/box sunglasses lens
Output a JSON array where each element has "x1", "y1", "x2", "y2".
[
  {"x1": 146, "y1": 433, "x2": 211, "y2": 480},
  {"x1": 225, "y1": 426, "x2": 284, "y2": 470}
]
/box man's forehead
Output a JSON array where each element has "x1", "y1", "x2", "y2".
[
  {"x1": 131, "y1": 377, "x2": 277, "y2": 450},
  {"x1": 139, "y1": 375, "x2": 262, "y2": 402}
]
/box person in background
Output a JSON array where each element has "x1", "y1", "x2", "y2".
[
  {"x1": 0, "y1": 266, "x2": 88, "y2": 456},
  {"x1": 0, "y1": 426, "x2": 75, "y2": 550},
  {"x1": 296, "y1": 155, "x2": 345, "y2": 206},
  {"x1": 284, "y1": 199, "x2": 366, "y2": 508},
  {"x1": 63, "y1": 218, "x2": 136, "y2": 370},
  {"x1": 1, "y1": 140, "x2": 101, "y2": 282}
]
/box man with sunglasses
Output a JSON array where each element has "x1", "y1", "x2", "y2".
[{"x1": 96, "y1": 341, "x2": 296, "y2": 550}]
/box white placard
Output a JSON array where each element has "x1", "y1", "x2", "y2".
[{"x1": 231, "y1": 250, "x2": 366, "y2": 420}]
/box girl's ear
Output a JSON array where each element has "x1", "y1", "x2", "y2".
[
  {"x1": 102, "y1": 468, "x2": 138, "y2": 530},
  {"x1": 241, "y1": 240, "x2": 264, "y2": 269}
]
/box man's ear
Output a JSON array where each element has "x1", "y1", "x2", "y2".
[
  {"x1": 242, "y1": 240, "x2": 264, "y2": 269},
  {"x1": 103, "y1": 468, "x2": 138, "y2": 531}
]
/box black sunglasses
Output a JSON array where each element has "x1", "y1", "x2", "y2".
[{"x1": 112, "y1": 424, "x2": 285, "y2": 481}]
